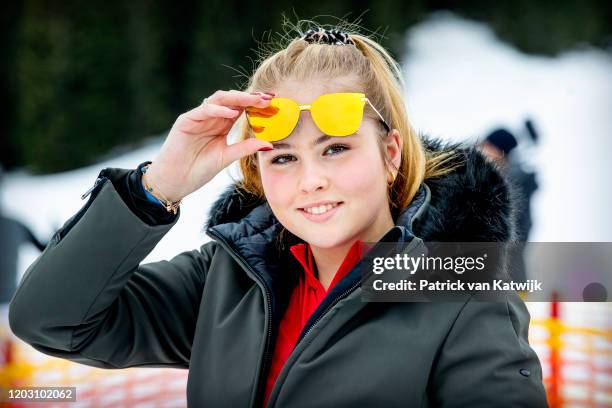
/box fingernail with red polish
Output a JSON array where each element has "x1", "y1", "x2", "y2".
[
  {"x1": 264, "y1": 92, "x2": 276, "y2": 96},
  {"x1": 258, "y1": 146, "x2": 273, "y2": 151}
]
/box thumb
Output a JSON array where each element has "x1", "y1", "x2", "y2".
[{"x1": 223, "y1": 138, "x2": 274, "y2": 165}]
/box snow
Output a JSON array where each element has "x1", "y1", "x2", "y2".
[{"x1": 402, "y1": 12, "x2": 612, "y2": 242}]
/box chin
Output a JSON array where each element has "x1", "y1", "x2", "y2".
[{"x1": 297, "y1": 229, "x2": 354, "y2": 249}]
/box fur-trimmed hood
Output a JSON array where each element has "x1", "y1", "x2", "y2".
[{"x1": 204, "y1": 136, "x2": 515, "y2": 244}]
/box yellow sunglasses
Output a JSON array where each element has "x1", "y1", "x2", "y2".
[{"x1": 245, "y1": 92, "x2": 390, "y2": 142}]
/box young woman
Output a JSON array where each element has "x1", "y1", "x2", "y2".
[{"x1": 9, "y1": 24, "x2": 548, "y2": 407}]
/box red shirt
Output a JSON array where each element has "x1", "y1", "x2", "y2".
[{"x1": 263, "y1": 240, "x2": 366, "y2": 406}]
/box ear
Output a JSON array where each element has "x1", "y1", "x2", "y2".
[{"x1": 383, "y1": 129, "x2": 402, "y2": 174}]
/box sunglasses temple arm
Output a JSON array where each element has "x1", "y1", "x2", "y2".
[{"x1": 365, "y1": 99, "x2": 391, "y2": 132}]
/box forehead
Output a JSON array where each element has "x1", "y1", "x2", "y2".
[{"x1": 274, "y1": 78, "x2": 361, "y2": 104}]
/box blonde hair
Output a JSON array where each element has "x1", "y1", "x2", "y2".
[{"x1": 237, "y1": 19, "x2": 460, "y2": 219}]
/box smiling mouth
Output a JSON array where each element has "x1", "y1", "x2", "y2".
[{"x1": 300, "y1": 202, "x2": 343, "y2": 215}]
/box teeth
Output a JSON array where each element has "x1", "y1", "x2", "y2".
[{"x1": 304, "y1": 203, "x2": 339, "y2": 215}]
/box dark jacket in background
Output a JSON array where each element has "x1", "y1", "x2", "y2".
[
  {"x1": 507, "y1": 159, "x2": 538, "y2": 242},
  {"x1": 9, "y1": 138, "x2": 548, "y2": 407}
]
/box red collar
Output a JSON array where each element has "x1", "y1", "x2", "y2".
[{"x1": 289, "y1": 240, "x2": 366, "y2": 293}]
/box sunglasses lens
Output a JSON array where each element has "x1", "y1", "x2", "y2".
[
  {"x1": 311, "y1": 93, "x2": 365, "y2": 136},
  {"x1": 246, "y1": 98, "x2": 299, "y2": 142}
]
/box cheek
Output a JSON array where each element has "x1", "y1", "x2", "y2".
[
  {"x1": 334, "y1": 151, "x2": 386, "y2": 196},
  {"x1": 259, "y1": 167, "x2": 295, "y2": 209}
]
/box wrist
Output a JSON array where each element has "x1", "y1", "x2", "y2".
[
  {"x1": 141, "y1": 164, "x2": 184, "y2": 203},
  {"x1": 142, "y1": 179, "x2": 165, "y2": 206},
  {"x1": 140, "y1": 163, "x2": 184, "y2": 214}
]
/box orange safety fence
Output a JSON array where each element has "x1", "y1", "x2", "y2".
[
  {"x1": 0, "y1": 318, "x2": 188, "y2": 408},
  {"x1": 2, "y1": 301, "x2": 612, "y2": 407},
  {"x1": 528, "y1": 300, "x2": 612, "y2": 408}
]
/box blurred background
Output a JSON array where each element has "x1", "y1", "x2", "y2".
[{"x1": 1, "y1": 1, "x2": 611, "y2": 407}]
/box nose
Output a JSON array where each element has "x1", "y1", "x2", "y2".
[{"x1": 298, "y1": 158, "x2": 329, "y2": 194}]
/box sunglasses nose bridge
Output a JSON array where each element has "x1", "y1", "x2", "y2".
[
  {"x1": 294, "y1": 104, "x2": 316, "y2": 133},
  {"x1": 298, "y1": 103, "x2": 330, "y2": 136}
]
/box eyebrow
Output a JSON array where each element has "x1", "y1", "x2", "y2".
[
  {"x1": 271, "y1": 134, "x2": 336, "y2": 150},
  {"x1": 272, "y1": 133, "x2": 358, "y2": 150}
]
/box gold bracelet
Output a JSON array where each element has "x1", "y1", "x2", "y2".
[{"x1": 141, "y1": 163, "x2": 182, "y2": 215}]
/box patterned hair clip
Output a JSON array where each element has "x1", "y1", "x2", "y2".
[{"x1": 303, "y1": 27, "x2": 355, "y2": 45}]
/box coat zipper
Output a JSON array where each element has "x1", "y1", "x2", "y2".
[
  {"x1": 264, "y1": 273, "x2": 362, "y2": 407},
  {"x1": 296, "y1": 281, "x2": 360, "y2": 345},
  {"x1": 56, "y1": 176, "x2": 108, "y2": 242},
  {"x1": 81, "y1": 176, "x2": 104, "y2": 200},
  {"x1": 206, "y1": 229, "x2": 274, "y2": 408}
]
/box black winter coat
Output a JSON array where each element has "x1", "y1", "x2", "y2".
[{"x1": 9, "y1": 138, "x2": 548, "y2": 407}]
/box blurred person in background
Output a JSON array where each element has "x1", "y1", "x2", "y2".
[{"x1": 479, "y1": 122, "x2": 539, "y2": 282}]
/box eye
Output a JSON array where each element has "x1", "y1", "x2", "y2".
[
  {"x1": 324, "y1": 143, "x2": 349, "y2": 155},
  {"x1": 270, "y1": 154, "x2": 296, "y2": 165}
]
